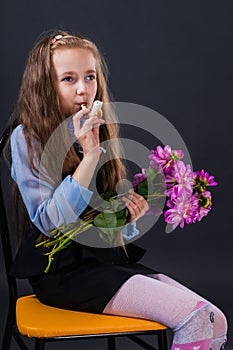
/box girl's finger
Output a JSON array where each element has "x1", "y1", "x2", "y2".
[
  {"x1": 128, "y1": 190, "x2": 144, "y2": 201},
  {"x1": 72, "y1": 107, "x2": 91, "y2": 128},
  {"x1": 122, "y1": 193, "x2": 149, "y2": 219},
  {"x1": 78, "y1": 117, "x2": 104, "y2": 134},
  {"x1": 83, "y1": 116, "x2": 105, "y2": 126},
  {"x1": 124, "y1": 191, "x2": 145, "y2": 208},
  {"x1": 73, "y1": 106, "x2": 91, "y2": 120},
  {"x1": 74, "y1": 117, "x2": 105, "y2": 140}
]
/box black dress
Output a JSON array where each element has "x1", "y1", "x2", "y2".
[{"x1": 11, "y1": 224, "x2": 157, "y2": 313}]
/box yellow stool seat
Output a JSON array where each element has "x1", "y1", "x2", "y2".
[{"x1": 16, "y1": 295, "x2": 167, "y2": 338}]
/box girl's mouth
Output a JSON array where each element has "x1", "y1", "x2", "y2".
[
  {"x1": 74, "y1": 103, "x2": 87, "y2": 111},
  {"x1": 81, "y1": 103, "x2": 87, "y2": 110}
]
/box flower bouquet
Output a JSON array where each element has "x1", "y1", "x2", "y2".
[
  {"x1": 147, "y1": 145, "x2": 218, "y2": 230},
  {"x1": 36, "y1": 145, "x2": 218, "y2": 272}
]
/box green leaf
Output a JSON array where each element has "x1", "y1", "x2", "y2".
[
  {"x1": 100, "y1": 192, "x2": 115, "y2": 201},
  {"x1": 97, "y1": 226, "x2": 116, "y2": 235},
  {"x1": 97, "y1": 202, "x2": 111, "y2": 211},
  {"x1": 93, "y1": 212, "x2": 117, "y2": 228},
  {"x1": 146, "y1": 167, "x2": 156, "y2": 178},
  {"x1": 97, "y1": 228, "x2": 115, "y2": 246},
  {"x1": 110, "y1": 199, "x2": 125, "y2": 212},
  {"x1": 116, "y1": 209, "x2": 126, "y2": 220},
  {"x1": 116, "y1": 218, "x2": 127, "y2": 228},
  {"x1": 137, "y1": 180, "x2": 148, "y2": 196}
]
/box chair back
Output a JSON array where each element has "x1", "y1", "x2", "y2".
[{"x1": 0, "y1": 125, "x2": 18, "y2": 306}]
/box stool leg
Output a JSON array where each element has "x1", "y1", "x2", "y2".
[
  {"x1": 34, "y1": 338, "x2": 45, "y2": 350},
  {"x1": 1, "y1": 327, "x2": 12, "y2": 350},
  {"x1": 1, "y1": 309, "x2": 14, "y2": 350},
  {"x1": 107, "y1": 336, "x2": 116, "y2": 350},
  {"x1": 13, "y1": 328, "x2": 29, "y2": 350},
  {"x1": 157, "y1": 330, "x2": 168, "y2": 350}
]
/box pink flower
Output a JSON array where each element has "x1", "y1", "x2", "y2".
[
  {"x1": 196, "y1": 191, "x2": 212, "y2": 221},
  {"x1": 165, "y1": 160, "x2": 194, "y2": 199},
  {"x1": 132, "y1": 168, "x2": 147, "y2": 189},
  {"x1": 133, "y1": 146, "x2": 218, "y2": 231},
  {"x1": 193, "y1": 169, "x2": 218, "y2": 193},
  {"x1": 145, "y1": 207, "x2": 163, "y2": 216},
  {"x1": 164, "y1": 193, "x2": 199, "y2": 230},
  {"x1": 149, "y1": 145, "x2": 183, "y2": 173}
]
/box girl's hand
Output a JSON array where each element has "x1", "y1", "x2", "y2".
[
  {"x1": 121, "y1": 190, "x2": 149, "y2": 222},
  {"x1": 72, "y1": 107, "x2": 105, "y2": 158}
]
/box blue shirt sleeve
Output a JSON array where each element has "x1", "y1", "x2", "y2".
[
  {"x1": 122, "y1": 222, "x2": 140, "y2": 241},
  {"x1": 10, "y1": 125, "x2": 93, "y2": 236}
]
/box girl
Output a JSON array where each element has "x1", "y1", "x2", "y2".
[{"x1": 10, "y1": 30, "x2": 227, "y2": 350}]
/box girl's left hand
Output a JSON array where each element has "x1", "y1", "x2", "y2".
[{"x1": 121, "y1": 190, "x2": 149, "y2": 222}]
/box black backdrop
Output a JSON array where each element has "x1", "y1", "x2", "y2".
[{"x1": 1, "y1": 1, "x2": 233, "y2": 349}]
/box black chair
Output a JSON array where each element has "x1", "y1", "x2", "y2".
[{"x1": 0, "y1": 125, "x2": 168, "y2": 350}]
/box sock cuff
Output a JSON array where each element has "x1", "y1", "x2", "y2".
[
  {"x1": 211, "y1": 335, "x2": 227, "y2": 347},
  {"x1": 172, "y1": 338, "x2": 212, "y2": 350},
  {"x1": 173, "y1": 301, "x2": 210, "y2": 332}
]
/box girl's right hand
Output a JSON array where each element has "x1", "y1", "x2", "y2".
[
  {"x1": 72, "y1": 107, "x2": 105, "y2": 159},
  {"x1": 121, "y1": 190, "x2": 149, "y2": 223}
]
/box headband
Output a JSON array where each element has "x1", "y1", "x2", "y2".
[{"x1": 51, "y1": 34, "x2": 74, "y2": 44}]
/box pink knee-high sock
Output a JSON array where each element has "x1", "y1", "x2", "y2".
[
  {"x1": 103, "y1": 274, "x2": 215, "y2": 349},
  {"x1": 211, "y1": 335, "x2": 227, "y2": 350},
  {"x1": 171, "y1": 301, "x2": 214, "y2": 350},
  {"x1": 149, "y1": 273, "x2": 228, "y2": 348},
  {"x1": 103, "y1": 274, "x2": 201, "y2": 328}
]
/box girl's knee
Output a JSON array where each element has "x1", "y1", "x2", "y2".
[{"x1": 211, "y1": 306, "x2": 228, "y2": 338}]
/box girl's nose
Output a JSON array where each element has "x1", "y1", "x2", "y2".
[{"x1": 76, "y1": 80, "x2": 88, "y2": 95}]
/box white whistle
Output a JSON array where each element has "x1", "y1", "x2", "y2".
[{"x1": 80, "y1": 100, "x2": 103, "y2": 126}]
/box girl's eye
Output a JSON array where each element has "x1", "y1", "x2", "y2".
[
  {"x1": 86, "y1": 74, "x2": 96, "y2": 81},
  {"x1": 62, "y1": 76, "x2": 73, "y2": 82}
]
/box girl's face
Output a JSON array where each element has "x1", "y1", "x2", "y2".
[{"x1": 52, "y1": 48, "x2": 98, "y2": 116}]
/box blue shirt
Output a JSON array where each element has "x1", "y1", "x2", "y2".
[{"x1": 10, "y1": 124, "x2": 139, "y2": 240}]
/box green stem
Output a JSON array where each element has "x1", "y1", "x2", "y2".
[
  {"x1": 44, "y1": 256, "x2": 54, "y2": 274},
  {"x1": 43, "y1": 222, "x2": 93, "y2": 273},
  {"x1": 146, "y1": 194, "x2": 166, "y2": 198},
  {"x1": 39, "y1": 162, "x2": 173, "y2": 273}
]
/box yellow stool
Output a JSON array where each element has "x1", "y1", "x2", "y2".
[{"x1": 16, "y1": 294, "x2": 168, "y2": 349}]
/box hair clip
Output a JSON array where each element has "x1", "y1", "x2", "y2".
[
  {"x1": 51, "y1": 34, "x2": 75, "y2": 44},
  {"x1": 51, "y1": 34, "x2": 63, "y2": 44},
  {"x1": 99, "y1": 146, "x2": 106, "y2": 154}
]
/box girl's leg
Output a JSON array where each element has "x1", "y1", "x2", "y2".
[
  {"x1": 149, "y1": 274, "x2": 228, "y2": 349},
  {"x1": 103, "y1": 274, "x2": 213, "y2": 349}
]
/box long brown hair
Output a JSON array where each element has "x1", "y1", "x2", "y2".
[
  {"x1": 15, "y1": 29, "x2": 126, "y2": 189},
  {"x1": 13, "y1": 30, "x2": 127, "y2": 241}
]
